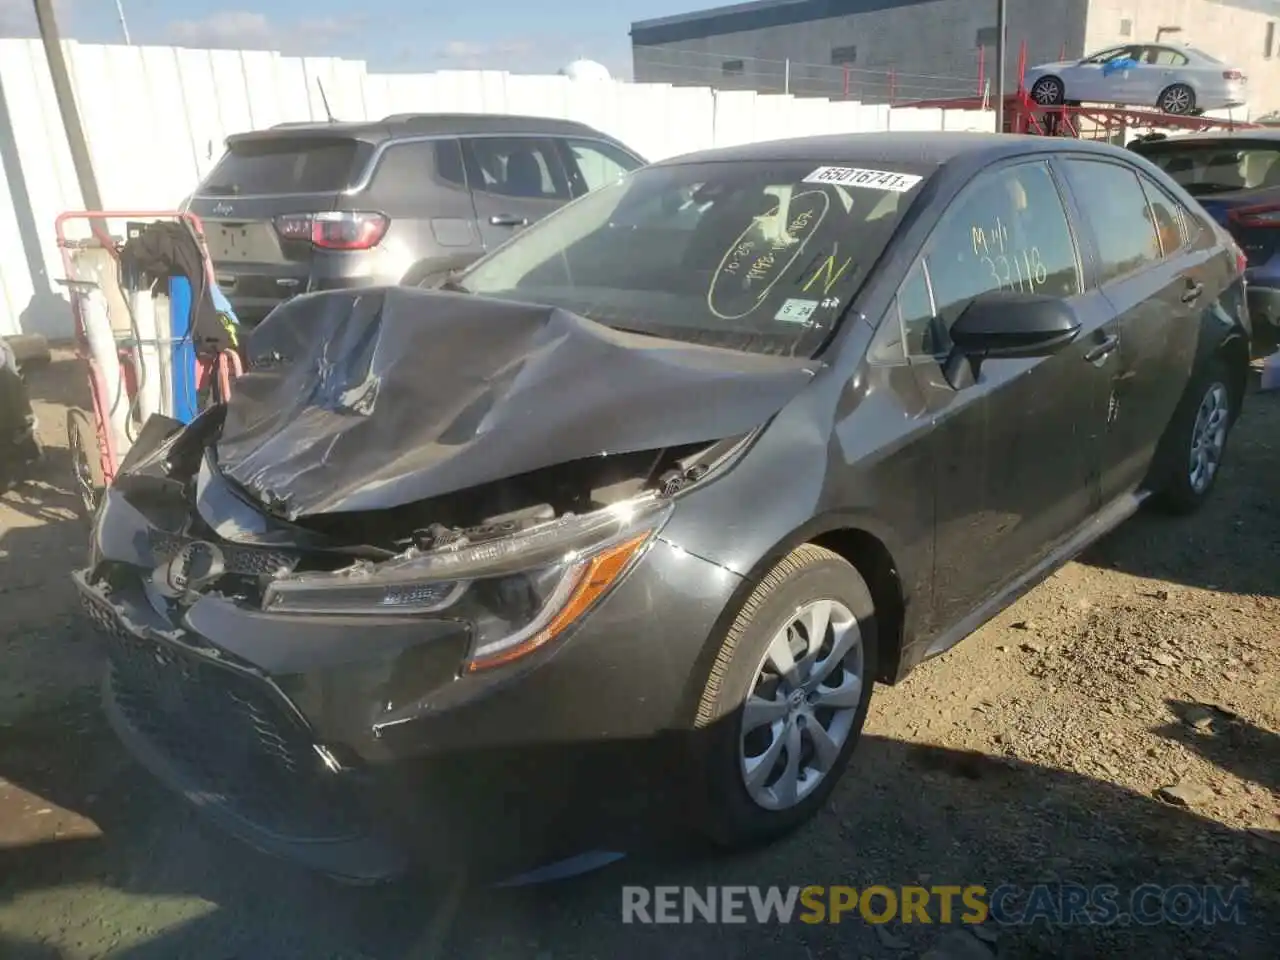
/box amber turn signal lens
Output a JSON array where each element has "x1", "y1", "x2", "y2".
[{"x1": 465, "y1": 533, "x2": 651, "y2": 672}]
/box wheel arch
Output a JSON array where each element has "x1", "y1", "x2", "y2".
[
  {"x1": 1217, "y1": 332, "x2": 1250, "y2": 423},
  {"x1": 674, "y1": 515, "x2": 911, "y2": 728}
]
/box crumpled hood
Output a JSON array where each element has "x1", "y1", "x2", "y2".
[{"x1": 215, "y1": 286, "x2": 819, "y2": 518}]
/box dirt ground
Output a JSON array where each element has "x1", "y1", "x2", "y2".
[{"x1": 0, "y1": 351, "x2": 1276, "y2": 960}]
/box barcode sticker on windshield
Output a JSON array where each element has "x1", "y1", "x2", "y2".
[{"x1": 803, "y1": 166, "x2": 923, "y2": 192}]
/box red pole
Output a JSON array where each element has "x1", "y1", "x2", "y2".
[
  {"x1": 1017, "y1": 38, "x2": 1027, "y2": 92},
  {"x1": 843, "y1": 64, "x2": 850, "y2": 98},
  {"x1": 977, "y1": 44, "x2": 985, "y2": 97},
  {"x1": 1059, "y1": 42, "x2": 1066, "y2": 61}
]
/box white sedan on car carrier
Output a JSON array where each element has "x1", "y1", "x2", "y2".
[{"x1": 1024, "y1": 43, "x2": 1247, "y2": 116}]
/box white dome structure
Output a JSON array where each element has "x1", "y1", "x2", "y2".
[{"x1": 559, "y1": 59, "x2": 611, "y2": 82}]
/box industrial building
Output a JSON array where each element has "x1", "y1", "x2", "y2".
[{"x1": 631, "y1": 0, "x2": 1280, "y2": 114}]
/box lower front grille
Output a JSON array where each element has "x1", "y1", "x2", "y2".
[{"x1": 82, "y1": 585, "x2": 364, "y2": 842}]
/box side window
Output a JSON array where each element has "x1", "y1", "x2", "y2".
[
  {"x1": 906, "y1": 161, "x2": 1081, "y2": 356},
  {"x1": 559, "y1": 138, "x2": 643, "y2": 195},
  {"x1": 1138, "y1": 175, "x2": 1185, "y2": 257},
  {"x1": 368, "y1": 141, "x2": 437, "y2": 191},
  {"x1": 462, "y1": 137, "x2": 571, "y2": 201},
  {"x1": 1146, "y1": 47, "x2": 1189, "y2": 66},
  {"x1": 898, "y1": 260, "x2": 937, "y2": 357},
  {"x1": 434, "y1": 139, "x2": 466, "y2": 187},
  {"x1": 1061, "y1": 159, "x2": 1161, "y2": 283}
]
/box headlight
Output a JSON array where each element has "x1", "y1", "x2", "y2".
[{"x1": 261, "y1": 495, "x2": 672, "y2": 671}]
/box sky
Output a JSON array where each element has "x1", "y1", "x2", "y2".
[{"x1": 0, "y1": 0, "x2": 705, "y2": 76}]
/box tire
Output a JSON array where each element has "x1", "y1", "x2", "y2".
[
  {"x1": 1158, "y1": 83, "x2": 1196, "y2": 115},
  {"x1": 689, "y1": 544, "x2": 877, "y2": 849},
  {"x1": 1150, "y1": 356, "x2": 1235, "y2": 515},
  {"x1": 67, "y1": 407, "x2": 105, "y2": 520},
  {"x1": 1030, "y1": 75, "x2": 1066, "y2": 106}
]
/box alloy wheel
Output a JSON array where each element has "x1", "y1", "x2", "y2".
[
  {"x1": 1188, "y1": 382, "x2": 1229, "y2": 494},
  {"x1": 1031, "y1": 77, "x2": 1063, "y2": 105},
  {"x1": 1160, "y1": 85, "x2": 1193, "y2": 114},
  {"x1": 740, "y1": 599, "x2": 864, "y2": 811}
]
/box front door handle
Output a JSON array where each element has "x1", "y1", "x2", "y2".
[
  {"x1": 1181, "y1": 281, "x2": 1204, "y2": 303},
  {"x1": 490, "y1": 214, "x2": 528, "y2": 227},
  {"x1": 1084, "y1": 333, "x2": 1120, "y2": 364}
]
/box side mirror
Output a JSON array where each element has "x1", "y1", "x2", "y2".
[{"x1": 943, "y1": 293, "x2": 1081, "y2": 387}]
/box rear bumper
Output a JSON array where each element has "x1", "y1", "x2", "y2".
[
  {"x1": 1246, "y1": 283, "x2": 1280, "y2": 329},
  {"x1": 223, "y1": 273, "x2": 380, "y2": 326}
]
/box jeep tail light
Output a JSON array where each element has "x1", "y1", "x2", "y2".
[
  {"x1": 1233, "y1": 243, "x2": 1247, "y2": 276},
  {"x1": 273, "y1": 213, "x2": 312, "y2": 241},
  {"x1": 1228, "y1": 203, "x2": 1280, "y2": 228},
  {"x1": 272, "y1": 211, "x2": 389, "y2": 250}
]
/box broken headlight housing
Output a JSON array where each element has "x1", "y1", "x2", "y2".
[{"x1": 260, "y1": 495, "x2": 673, "y2": 671}]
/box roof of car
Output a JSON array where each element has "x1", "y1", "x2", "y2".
[
  {"x1": 652, "y1": 131, "x2": 1129, "y2": 169},
  {"x1": 227, "y1": 113, "x2": 610, "y2": 145}
]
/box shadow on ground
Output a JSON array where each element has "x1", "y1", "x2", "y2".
[
  {"x1": 1078, "y1": 378, "x2": 1280, "y2": 599},
  {"x1": 1156, "y1": 699, "x2": 1280, "y2": 796},
  {"x1": 0, "y1": 704, "x2": 1276, "y2": 960}
]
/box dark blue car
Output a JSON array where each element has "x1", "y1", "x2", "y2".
[{"x1": 1133, "y1": 130, "x2": 1280, "y2": 352}]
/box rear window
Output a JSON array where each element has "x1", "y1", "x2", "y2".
[
  {"x1": 1139, "y1": 142, "x2": 1280, "y2": 195},
  {"x1": 199, "y1": 137, "x2": 372, "y2": 196}
]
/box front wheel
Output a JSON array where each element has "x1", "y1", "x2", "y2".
[
  {"x1": 689, "y1": 544, "x2": 877, "y2": 849},
  {"x1": 1150, "y1": 357, "x2": 1236, "y2": 514},
  {"x1": 1030, "y1": 75, "x2": 1066, "y2": 106}
]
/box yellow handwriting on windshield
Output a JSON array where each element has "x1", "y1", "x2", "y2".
[
  {"x1": 707, "y1": 190, "x2": 830, "y2": 321},
  {"x1": 802, "y1": 245, "x2": 853, "y2": 297}
]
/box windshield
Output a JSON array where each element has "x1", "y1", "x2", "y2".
[
  {"x1": 1141, "y1": 142, "x2": 1280, "y2": 195},
  {"x1": 454, "y1": 158, "x2": 928, "y2": 356}
]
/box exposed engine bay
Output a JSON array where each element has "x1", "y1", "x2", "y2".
[{"x1": 93, "y1": 285, "x2": 819, "y2": 646}]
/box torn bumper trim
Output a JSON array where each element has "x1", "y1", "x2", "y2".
[
  {"x1": 79, "y1": 484, "x2": 746, "y2": 873},
  {"x1": 73, "y1": 570, "x2": 409, "y2": 883}
]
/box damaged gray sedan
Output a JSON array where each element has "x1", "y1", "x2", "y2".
[{"x1": 74, "y1": 132, "x2": 1250, "y2": 882}]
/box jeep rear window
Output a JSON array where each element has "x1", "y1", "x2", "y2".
[
  {"x1": 1139, "y1": 141, "x2": 1280, "y2": 195},
  {"x1": 199, "y1": 137, "x2": 373, "y2": 196}
]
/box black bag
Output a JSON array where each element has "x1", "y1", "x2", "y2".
[{"x1": 0, "y1": 338, "x2": 41, "y2": 487}]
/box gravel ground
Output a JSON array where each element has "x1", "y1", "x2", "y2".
[{"x1": 0, "y1": 352, "x2": 1276, "y2": 960}]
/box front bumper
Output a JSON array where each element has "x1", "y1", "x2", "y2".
[{"x1": 77, "y1": 487, "x2": 741, "y2": 878}]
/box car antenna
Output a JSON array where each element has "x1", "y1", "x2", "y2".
[{"x1": 316, "y1": 77, "x2": 336, "y2": 123}]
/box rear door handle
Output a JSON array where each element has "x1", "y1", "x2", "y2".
[
  {"x1": 1181, "y1": 281, "x2": 1204, "y2": 303},
  {"x1": 1084, "y1": 334, "x2": 1120, "y2": 364},
  {"x1": 489, "y1": 214, "x2": 528, "y2": 227}
]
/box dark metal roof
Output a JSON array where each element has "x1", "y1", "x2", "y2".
[
  {"x1": 630, "y1": 0, "x2": 1280, "y2": 47},
  {"x1": 652, "y1": 130, "x2": 1128, "y2": 168},
  {"x1": 631, "y1": 0, "x2": 927, "y2": 46},
  {"x1": 230, "y1": 113, "x2": 604, "y2": 145}
]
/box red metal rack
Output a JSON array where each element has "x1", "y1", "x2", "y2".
[{"x1": 908, "y1": 38, "x2": 1259, "y2": 140}]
